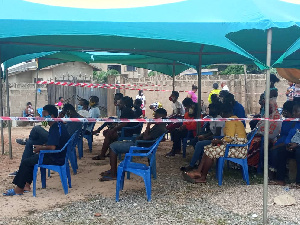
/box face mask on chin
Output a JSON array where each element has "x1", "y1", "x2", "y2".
[
  {"x1": 77, "y1": 105, "x2": 83, "y2": 111},
  {"x1": 188, "y1": 108, "x2": 194, "y2": 115}
]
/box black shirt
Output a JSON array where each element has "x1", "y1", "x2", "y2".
[{"x1": 45, "y1": 122, "x2": 70, "y2": 165}]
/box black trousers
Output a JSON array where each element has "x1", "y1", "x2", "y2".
[
  {"x1": 276, "y1": 145, "x2": 300, "y2": 183},
  {"x1": 13, "y1": 154, "x2": 59, "y2": 189},
  {"x1": 171, "y1": 129, "x2": 188, "y2": 153},
  {"x1": 20, "y1": 126, "x2": 48, "y2": 164}
]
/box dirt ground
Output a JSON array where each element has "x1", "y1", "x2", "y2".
[{"x1": 0, "y1": 125, "x2": 145, "y2": 219}]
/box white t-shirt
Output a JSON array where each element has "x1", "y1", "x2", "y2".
[
  {"x1": 172, "y1": 101, "x2": 185, "y2": 115},
  {"x1": 78, "y1": 110, "x2": 90, "y2": 118},
  {"x1": 89, "y1": 107, "x2": 100, "y2": 118},
  {"x1": 136, "y1": 95, "x2": 146, "y2": 110},
  {"x1": 210, "y1": 115, "x2": 225, "y2": 136}
]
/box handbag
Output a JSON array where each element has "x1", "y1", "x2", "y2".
[{"x1": 291, "y1": 129, "x2": 300, "y2": 145}]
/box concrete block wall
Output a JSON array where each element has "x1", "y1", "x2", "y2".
[
  {"x1": 120, "y1": 73, "x2": 288, "y2": 118},
  {"x1": 2, "y1": 83, "x2": 48, "y2": 125}
]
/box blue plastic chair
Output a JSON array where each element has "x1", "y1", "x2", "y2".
[
  {"x1": 37, "y1": 108, "x2": 43, "y2": 117},
  {"x1": 66, "y1": 130, "x2": 81, "y2": 175},
  {"x1": 117, "y1": 123, "x2": 144, "y2": 160},
  {"x1": 116, "y1": 133, "x2": 165, "y2": 202},
  {"x1": 182, "y1": 130, "x2": 195, "y2": 158},
  {"x1": 77, "y1": 123, "x2": 95, "y2": 155},
  {"x1": 32, "y1": 132, "x2": 77, "y2": 196},
  {"x1": 217, "y1": 128, "x2": 258, "y2": 186},
  {"x1": 119, "y1": 122, "x2": 144, "y2": 141}
]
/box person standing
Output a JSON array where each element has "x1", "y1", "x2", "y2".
[
  {"x1": 55, "y1": 97, "x2": 64, "y2": 110},
  {"x1": 221, "y1": 82, "x2": 229, "y2": 91},
  {"x1": 136, "y1": 90, "x2": 146, "y2": 118},
  {"x1": 187, "y1": 85, "x2": 198, "y2": 103},
  {"x1": 208, "y1": 83, "x2": 221, "y2": 104}
]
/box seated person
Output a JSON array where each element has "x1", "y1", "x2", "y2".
[
  {"x1": 3, "y1": 105, "x2": 70, "y2": 196},
  {"x1": 92, "y1": 93, "x2": 124, "y2": 134},
  {"x1": 268, "y1": 101, "x2": 296, "y2": 177},
  {"x1": 249, "y1": 93, "x2": 265, "y2": 130},
  {"x1": 181, "y1": 103, "x2": 225, "y2": 171},
  {"x1": 133, "y1": 99, "x2": 143, "y2": 118},
  {"x1": 25, "y1": 102, "x2": 34, "y2": 117},
  {"x1": 99, "y1": 108, "x2": 167, "y2": 181},
  {"x1": 77, "y1": 98, "x2": 90, "y2": 118},
  {"x1": 166, "y1": 98, "x2": 197, "y2": 157},
  {"x1": 85, "y1": 96, "x2": 100, "y2": 134},
  {"x1": 55, "y1": 97, "x2": 64, "y2": 110},
  {"x1": 59, "y1": 104, "x2": 83, "y2": 136},
  {"x1": 183, "y1": 104, "x2": 247, "y2": 184},
  {"x1": 269, "y1": 103, "x2": 300, "y2": 186},
  {"x1": 222, "y1": 92, "x2": 246, "y2": 126},
  {"x1": 92, "y1": 96, "x2": 136, "y2": 160},
  {"x1": 10, "y1": 104, "x2": 81, "y2": 177},
  {"x1": 149, "y1": 101, "x2": 163, "y2": 117},
  {"x1": 166, "y1": 91, "x2": 185, "y2": 132}
]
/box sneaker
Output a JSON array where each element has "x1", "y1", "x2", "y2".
[
  {"x1": 16, "y1": 138, "x2": 27, "y2": 145},
  {"x1": 8, "y1": 171, "x2": 18, "y2": 177}
]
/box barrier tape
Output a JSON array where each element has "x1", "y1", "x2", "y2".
[
  {"x1": 37, "y1": 81, "x2": 287, "y2": 95},
  {"x1": 1, "y1": 116, "x2": 299, "y2": 123}
]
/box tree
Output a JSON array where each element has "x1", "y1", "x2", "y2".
[{"x1": 93, "y1": 69, "x2": 120, "y2": 83}]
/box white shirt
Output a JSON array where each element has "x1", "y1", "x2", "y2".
[
  {"x1": 210, "y1": 115, "x2": 225, "y2": 136},
  {"x1": 222, "y1": 85, "x2": 229, "y2": 91},
  {"x1": 89, "y1": 107, "x2": 100, "y2": 118},
  {"x1": 78, "y1": 110, "x2": 90, "y2": 118},
  {"x1": 172, "y1": 101, "x2": 185, "y2": 115},
  {"x1": 136, "y1": 95, "x2": 146, "y2": 110}
]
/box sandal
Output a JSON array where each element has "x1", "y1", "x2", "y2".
[
  {"x1": 194, "y1": 178, "x2": 207, "y2": 184},
  {"x1": 182, "y1": 172, "x2": 196, "y2": 184},
  {"x1": 3, "y1": 189, "x2": 23, "y2": 196},
  {"x1": 99, "y1": 176, "x2": 117, "y2": 182},
  {"x1": 100, "y1": 170, "x2": 111, "y2": 176},
  {"x1": 92, "y1": 155, "x2": 105, "y2": 160}
]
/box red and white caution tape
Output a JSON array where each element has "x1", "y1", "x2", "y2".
[
  {"x1": 37, "y1": 81, "x2": 187, "y2": 92},
  {"x1": 0, "y1": 116, "x2": 299, "y2": 123}
]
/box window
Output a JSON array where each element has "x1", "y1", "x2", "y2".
[{"x1": 126, "y1": 66, "x2": 136, "y2": 72}]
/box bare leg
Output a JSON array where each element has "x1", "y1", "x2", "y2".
[
  {"x1": 14, "y1": 186, "x2": 24, "y2": 194},
  {"x1": 24, "y1": 182, "x2": 31, "y2": 192},
  {"x1": 109, "y1": 149, "x2": 118, "y2": 178},
  {"x1": 99, "y1": 130, "x2": 118, "y2": 157},
  {"x1": 196, "y1": 156, "x2": 214, "y2": 182}
]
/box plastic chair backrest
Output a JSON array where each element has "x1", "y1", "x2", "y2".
[
  {"x1": 148, "y1": 133, "x2": 165, "y2": 167},
  {"x1": 22, "y1": 110, "x2": 26, "y2": 117},
  {"x1": 37, "y1": 108, "x2": 43, "y2": 117},
  {"x1": 246, "y1": 128, "x2": 258, "y2": 146}
]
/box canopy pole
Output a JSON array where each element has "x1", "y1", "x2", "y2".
[
  {"x1": 0, "y1": 54, "x2": 4, "y2": 155},
  {"x1": 197, "y1": 45, "x2": 205, "y2": 134},
  {"x1": 34, "y1": 66, "x2": 39, "y2": 126},
  {"x1": 5, "y1": 68, "x2": 12, "y2": 159},
  {"x1": 172, "y1": 61, "x2": 175, "y2": 91},
  {"x1": 263, "y1": 28, "x2": 272, "y2": 225}
]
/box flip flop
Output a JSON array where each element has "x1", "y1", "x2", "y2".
[
  {"x1": 24, "y1": 190, "x2": 30, "y2": 193},
  {"x1": 99, "y1": 176, "x2": 117, "y2": 182},
  {"x1": 182, "y1": 172, "x2": 196, "y2": 184},
  {"x1": 3, "y1": 189, "x2": 23, "y2": 196},
  {"x1": 92, "y1": 155, "x2": 105, "y2": 160},
  {"x1": 194, "y1": 179, "x2": 207, "y2": 184},
  {"x1": 100, "y1": 170, "x2": 111, "y2": 176}
]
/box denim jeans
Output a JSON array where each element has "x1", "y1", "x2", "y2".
[{"x1": 189, "y1": 140, "x2": 212, "y2": 167}]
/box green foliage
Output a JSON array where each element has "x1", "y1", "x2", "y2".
[
  {"x1": 93, "y1": 69, "x2": 120, "y2": 83},
  {"x1": 219, "y1": 65, "x2": 244, "y2": 75},
  {"x1": 148, "y1": 71, "x2": 156, "y2": 77}
]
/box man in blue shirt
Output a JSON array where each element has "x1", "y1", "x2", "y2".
[{"x1": 3, "y1": 105, "x2": 70, "y2": 196}]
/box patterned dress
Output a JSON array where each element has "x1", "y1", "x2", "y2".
[{"x1": 204, "y1": 116, "x2": 247, "y2": 159}]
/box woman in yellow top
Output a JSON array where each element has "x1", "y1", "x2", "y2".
[
  {"x1": 183, "y1": 104, "x2": 247, "y2": 183},
  {"x1": 208, "y1": 83, "x2": 221, "y2": 104}
]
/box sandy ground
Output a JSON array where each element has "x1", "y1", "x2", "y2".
[{"x1": 0, "y1": 125, "x2": 144, "y2": 219}]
